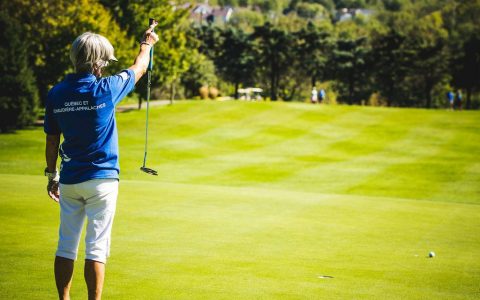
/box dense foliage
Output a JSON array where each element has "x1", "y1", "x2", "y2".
[
  {"x1": 0, "y1": 11, "x2": 39, "y2": 132},
  {"x1": 193, "y1": 0, "x2": 480, "y2": 108},
  {"x1": 0, "y1": 0, "x2": 479, "y2": 130}
]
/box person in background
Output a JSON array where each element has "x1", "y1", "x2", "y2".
[
  {"x1": 455, "y1": 90, "x2": 463, "y2": 110},
  {"x1": 447, "y1": 90, "x2": 454, "y2": 110},
  {"x1": 319, "y1": 89, "x2": 326, "y2": 104},
  {"x1": 311, "y1": 86, "x2": 318, "y2": 104}
]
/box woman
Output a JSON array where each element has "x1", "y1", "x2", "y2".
[{"x1": 44, "y1": 22, "x2": 159, "y2": 300}]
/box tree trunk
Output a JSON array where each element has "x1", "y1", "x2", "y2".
[
  {"x1": 234, "y1": 82, "x2": 239, "y2": 100},
  {"x1": 275, "y1": 75, "x2": 280, "y2": 100},
  {"x1": 466, "y1": 87, "x2": 472, "y2": 109},
  {"x1": 270, "y1": 67, "x2": 276, "y2": 101},
  {"x1": 348, "y1": 74, "x2": 354, "y2": 105},
  {"x1": 425, "y1": 84, "x2": 432, "y2": 108},
  {"x1": 287, "y1": 85, "x2": 297, "y2": 101},
  {"x1": 270, "y1": 54, "x2": 278, "y2": 100},
  {"x1": 170, "y1": 79, "x2": 176, "y2": 105},
  {"x1": 39, "y1": 83, "x2": 48, "y2": 107},
  {"x1": 387, "y1": 81, "x2": 395, "y2": 107}
]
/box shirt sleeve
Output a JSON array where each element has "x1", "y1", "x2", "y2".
[
  {"x1": 44, "y1": 91, "x2": 61, "y2": 135},
  {"x1": 108, "y1": 69, "x2": 136, "y2": 106}
]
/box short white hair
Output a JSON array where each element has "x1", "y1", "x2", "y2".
[{"x1": 70, "y1": 32, "x2": 117, "y2": 73}]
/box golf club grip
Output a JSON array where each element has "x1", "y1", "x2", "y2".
[{"x1": 148, "y1": 18, "x2": 155, "y2": 71}]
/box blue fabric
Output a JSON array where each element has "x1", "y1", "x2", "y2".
[
  {"x1": 447, "y1": 92, "x2": 454, "y2": 101},
  {"x1": 319, "y1": 89, "x2": 326, "y2": 100},
  {"x1": 44, "y1": 70, "x2": 135, "y2": 184}
]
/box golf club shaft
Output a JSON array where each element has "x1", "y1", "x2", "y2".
[
  {"x1": 143, "y1": 18, "x2": 155, "y2": 168},
  {"x1": 142, "y1": 70, "x2": 152, "y2": 168}
]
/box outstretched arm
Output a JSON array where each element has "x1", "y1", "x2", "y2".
[{"x1": 128, "y1": 21, "x2": 159, "y2": 83}]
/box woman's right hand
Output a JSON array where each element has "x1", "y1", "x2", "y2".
[
  {"x1": 130, "y1": 20, "x2": 160, "y2": 83},
  {"x1": 143, "y1": 21, "x2": 159, "y2": 46}
]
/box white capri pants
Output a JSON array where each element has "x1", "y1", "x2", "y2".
[{"x1": 56, "y1": 179, "x2": 118, "y2": 264}]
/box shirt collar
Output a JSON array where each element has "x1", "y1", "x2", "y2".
[{"x1": 66, "y1": 73, "x2": 97, "y2": 82}]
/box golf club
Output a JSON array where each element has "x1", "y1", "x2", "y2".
[{"x1": 140, "y1": 18, "x2": 158, "y2": 176}]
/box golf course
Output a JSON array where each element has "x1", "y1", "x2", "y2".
[{"x1": 0, "y1": 101, "x2": 479, "y2": 299}]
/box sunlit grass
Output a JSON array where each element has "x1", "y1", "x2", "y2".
[{"x1": 0, "y1": 101, "x2": 479, "y2": 299}]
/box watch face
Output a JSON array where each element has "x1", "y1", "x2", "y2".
[{"x1": 45, "y1": 168, "x2": 55, "y2": 176}]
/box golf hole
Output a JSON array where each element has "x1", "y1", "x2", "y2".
[{"x1": 318, "y1": 275, "x2": 334, "y2": 279}]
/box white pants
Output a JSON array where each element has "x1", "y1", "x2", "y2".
[{"x1": 56, "y1": 179, "x2": 118, "y2": 264}]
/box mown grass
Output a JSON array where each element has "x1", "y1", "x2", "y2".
[{"x1": 0, "y1": 101, "x2": 479, "y2": 299}]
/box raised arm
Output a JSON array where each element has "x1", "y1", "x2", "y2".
[{"x1": 128, "y1": 21, "x2": 159, "y2": 83}]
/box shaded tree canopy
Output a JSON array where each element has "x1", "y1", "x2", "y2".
[
  {"x1": 1, "y1": 0, "x2": 480, "y2": 129},
  {"x1": 0, "y1": 11, "x2": 39, "y2": 132}
]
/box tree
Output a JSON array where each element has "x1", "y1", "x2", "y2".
[
  {"x1": 294, "y1": 21, "x2": 333, "y2": 87},
  {"x1": 1, "y1": 0, "x2": 134, "y2": 106},
  {"x1": 445, "y1": 0, "x2": 480, "y2": 109},
  {"x1": 312, "y1": 0, "x2": 336, "y2": 14},
  {"x1": 230, "y1": 9, "x2": 265, "y2": 33},
  {"x1": 452, "y1": 35, "x2": 480, "y2": 109},
  {"x1": 218, "y1": 0, "x2": 239, "y2": 7},
  {"x1": 0, "y1": 11, "x2": 39, "y2": 132},
  {"x1": 370, "y1": 10, "x2": 414, "y2": 106},
  {"x1": 407, "y1": 11, "x2": 449, "y2": 108},
  {"x1": 180, "y1": 52, "x2": 218, "y2": 99},
  {"x1": 332, "y1": 22, "x2": 370, "y2": 104},
  {"x1": 216, "y1": 28, "x2": 256, "y2": 99},
  {"x1": 251, "y1": 0, "x2": 290, "y2": 13},
  {"x1": 252, "y1": 22, "x2": 294, "y2": 100},
  {"x1": 193, "y1": 25, "x2": 224, "y2": 61},
  {"x1": 116, "y1": 0, "x2": 191, "y2": 105},
  {"x1": 296, "y1": 2, "x2": 330, "y2": 20},
  {"x1": 382, "y1": 0, "x2": 411, "y2": 12},
  {"x1": 334, "y1": 0, "x2": 367, "y2": 9},
  {"x1": 371, "y1": 4, "x2": 451, "y2": 108}
]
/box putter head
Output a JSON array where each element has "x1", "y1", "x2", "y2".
[{"x1": 140, "y1": 166, "x2": 158, "y2": 176}]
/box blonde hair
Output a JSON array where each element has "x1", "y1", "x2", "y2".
[{"x1": 70, "y1": 32, "x2": 116, "y2": 73}]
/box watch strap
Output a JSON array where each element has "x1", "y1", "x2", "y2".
[{"x1": 44, "y1": 168, "x2": 59, "y2": 181}]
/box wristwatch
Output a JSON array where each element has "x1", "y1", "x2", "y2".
[{"x1": 44, "y1": 167, "x2": 59, "y2": 181}]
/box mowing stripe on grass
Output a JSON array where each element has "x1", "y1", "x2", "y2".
[{"x1": 0, "y1": 102, "x2": 479, "y2": 299}]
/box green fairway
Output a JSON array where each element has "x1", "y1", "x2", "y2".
[{"x1": 0, "y1": 101, "x2": 479, "y2": 299}]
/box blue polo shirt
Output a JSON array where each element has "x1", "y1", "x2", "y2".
[{"x1": 44, "y1": 70, "x2": 135, "y2": 184}]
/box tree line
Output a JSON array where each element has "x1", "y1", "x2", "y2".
[
  {"x1": 0, "y1": 0, "x2": 479, "y2": 132},
  {"x1": 190, "y1": 0, "x2": 479, "y2": 108}
]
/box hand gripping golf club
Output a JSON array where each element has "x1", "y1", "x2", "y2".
[{"x1": 140, "y1": 18, "x2": 158, "y2": 176}]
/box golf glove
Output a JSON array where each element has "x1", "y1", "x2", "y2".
[{"x1": 45, "y1": 168, "x2": 60, "y2": 202}]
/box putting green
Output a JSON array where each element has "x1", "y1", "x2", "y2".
[{"x1": 0, "y1": 101, "x2": 479, "y2": 299}]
